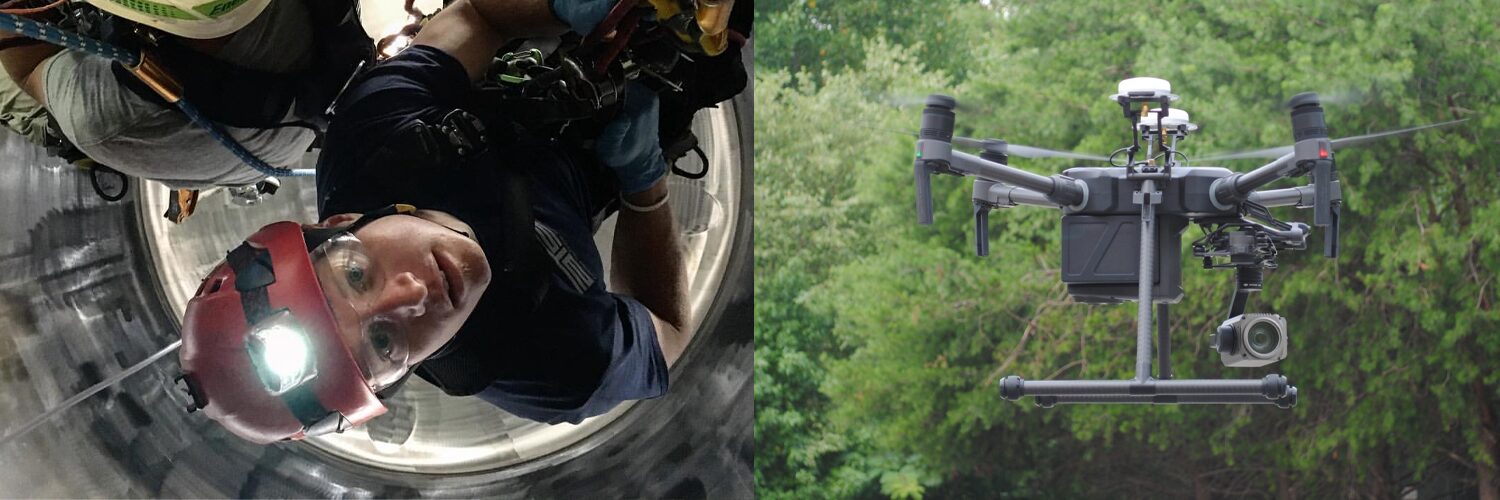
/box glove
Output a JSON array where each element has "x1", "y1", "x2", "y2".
[
  {"x1": 595, "y1": 82, "x2": 667, "y2": 195},
  {"x1": 550, "y1": 0, "x2": 619, "y2": 35}
]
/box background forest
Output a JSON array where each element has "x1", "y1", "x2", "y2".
[{"x1": 753, "y1": 0, "x2": 1500, "y2": 498}]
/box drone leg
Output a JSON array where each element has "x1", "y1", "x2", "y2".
[
  {"x1": 1324, "y1": 203, "x2": 1340, "y2": 258},
  {"x1": 915, "y1": 159, "x2": 935, "y2": 224},
  {"x1": 1157, "y1": 303, "x2": 1172, "y2": 380},
  {"x1": 974, "y1": 204, "x2": 990, "y2": 257},
  {"x1": 1133, "y1": 178, "x2": 1159, "y2": 383}
]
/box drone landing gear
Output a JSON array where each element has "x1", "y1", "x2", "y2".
[
  {"x1": 997, "y1": 175, "x2": 1300, "y2": 408},
  {"x1": 1000, "y1": 375, "x2": 1298, "y2": 409}
]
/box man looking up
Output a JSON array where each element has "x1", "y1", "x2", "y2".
[{"x1": 174, "y1": 0, "x2": 696, "y2": 443}]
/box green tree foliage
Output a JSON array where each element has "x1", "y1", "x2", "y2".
[
  {"x1": 755, "y1": 0, "x2": 997, "y2": 82},
  {"x1": 756, "y1": 0, "x2": 1500, "y2": 497}
]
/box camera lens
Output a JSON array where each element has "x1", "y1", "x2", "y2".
[{"x1": 1245, "y1": 321, "x2": 1280, "y2": 356}]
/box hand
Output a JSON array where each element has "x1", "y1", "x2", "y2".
[
  {"x1": 549, "y1": 0, "x2": 620, "y2": 35},
  {"x1": 595, "y1": 82, "x2": 666, "y2": 195}
]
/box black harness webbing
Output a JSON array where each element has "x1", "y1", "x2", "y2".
[{"x1": 225, "y1": 243, "x2": 275, "y2": 324}]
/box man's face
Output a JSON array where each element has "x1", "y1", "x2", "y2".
[{"x1": 309, "y1": 211, "x2": 490, "y2": 391}]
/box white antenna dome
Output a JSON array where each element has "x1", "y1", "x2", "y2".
[
  {"x1": 1143, "y1": 108, "x2": 1198, "y2": 132},
  {"x1": 1111, "y1": 77, "x2": 1179, "y2": 102},
  {"x1": 1118, "y1": 77, "x2": 1171, "y2": 95}
]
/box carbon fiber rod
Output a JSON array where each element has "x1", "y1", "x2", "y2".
[
  {"x1": 950, "y1": 150, "x2": 1057, "y2": 195},
  {"x1": 1134, "y1": 179, "x2": 1157, "y2": 381},
  {"x1": 1034, "y1": 389, "x2": 1298, "y2": 409},
  {"x1": 1234, "y1": 152, "x2": 1297, "y2": 194},
  {"x1": 999, "y1": 375, "x2": 1289, "y2": 399}
]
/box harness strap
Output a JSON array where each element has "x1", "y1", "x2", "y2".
[
  {"x1": 108, "y1": 0, "x2": 371, "y2": 130},
  {"x1": 0, "y1": 13, "x2": 312, "y2": 177},
  {"x1": 225, "y1": 243, "x2": 275, "y2": 324},
  {"x1": 282, "y1": 385, "x2": 333, "y2": 428},
  {"x1": 389, "y1": 109, "x2": 492, "y2": 166},
  {"x1": 110, "y1": 48, "x2": 298, "y2": 129}
]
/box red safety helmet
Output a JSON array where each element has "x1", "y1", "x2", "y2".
[{"x1": 176, "y1": 206, "x2": 419, "y2": 444}]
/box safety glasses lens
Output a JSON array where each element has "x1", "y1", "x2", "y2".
[{"x1": 309, "y1": 233, "x2": 411, "y2": 392}]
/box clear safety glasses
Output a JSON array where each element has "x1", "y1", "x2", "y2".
[{"x1": 308, "y1": 232, "x2": 413, "y2": 392}]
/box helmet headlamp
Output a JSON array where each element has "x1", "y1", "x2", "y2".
[
  {"x1": 178, "y1": 205, "x2": 431, "y2": 443},
  {"x1": 246, "y1": 309, "x2": 318, "y2": 396}
]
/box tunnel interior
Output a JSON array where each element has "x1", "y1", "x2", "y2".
[{"x1": 0, "y1": 71, "x2": 753, "y2": 497}]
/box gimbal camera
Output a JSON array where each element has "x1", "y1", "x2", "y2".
[{"x1": 911, "y1": 77, "x2": 1464, "y2": 408}]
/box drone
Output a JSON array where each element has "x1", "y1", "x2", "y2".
[{"x1": 910, "y1": 77, "x2": 1465, "y2": 408}]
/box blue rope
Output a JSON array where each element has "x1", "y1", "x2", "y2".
[
  {"x1": 0, "y1": 13, "x2": 314, "y2": 177},
  {"x1": 0, "y1": 12, "x2": 138, "y2": 64}
]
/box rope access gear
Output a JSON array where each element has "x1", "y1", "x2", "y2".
[{"x1": 0, "y1": 12, "x2": 314, "y2": 177}]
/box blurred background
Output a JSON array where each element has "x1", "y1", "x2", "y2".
[{"x1": 753, "y1": 0, "x2": 1500, "y2": 498}]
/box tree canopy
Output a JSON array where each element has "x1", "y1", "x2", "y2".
[{"x1": 756, "y1": 1, "x2": 1500, "y2": 497}]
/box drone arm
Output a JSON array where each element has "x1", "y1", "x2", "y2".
[
  {"x1": 1248, "y1": 181, "x2": 1340, "y2": 208},
  {"x1": 977, "y1": 181, "x2": 1062, "y2": 209},
  {"x1": 1210, "y1": 152, "x2": 1297, "y2": 208},
  {"x1": 1236, "y1": 152, "x2": 1299, "y2": 192},
  {"x1": 952, "y1": 150, "x2": 1051, "y2": 191},
  {"x1": 951, "y1": 151, "x2": 1087, "y2": 207},
  {"x1": 1001, "y1": 185, "x2": 1063, "y2": 208},
  {"x1": 972, "y1": 180, "x2": 1060, "y2": 257},
  {"x1": 1247, "y1": 184, "x2": 1310, "y2": 208}
]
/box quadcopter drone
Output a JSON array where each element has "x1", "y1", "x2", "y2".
[{"x1": 910, "y1": 77, "x2": 1464, "y2": 408}]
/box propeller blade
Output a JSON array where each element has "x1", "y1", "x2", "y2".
[
  {"x1": 1005, "y1": 143, "x2": 1111, "y2": 161},
  {"x1": 1195, "y1": 146, "x2": 1293, "y2": 162},
  {"x1": 950, "y1": 136, "x2": 986, "y2": 149},
  {"x1": 882, "y1": 93, "x2": 983, "y2": 113},
  {"x1": 951, "y1": 136, "x2": 1108, "y2": 161},
  {"x1": 1328, "y1": 118, "x2": 1468, "y2": 149},
  {"x1": 1286, "y1": 89, "x2": 1366, "y2": 108},
  {"x1": 888, "y1": 131, "x2": 1108, "y2": 162},
  {"x1": 1195, "y1": 119, "x2": 1468, "y2": 161}
]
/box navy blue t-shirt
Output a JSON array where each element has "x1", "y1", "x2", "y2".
[{"x1": 315, "y1": 45, "x2": 668, "y2": 424}]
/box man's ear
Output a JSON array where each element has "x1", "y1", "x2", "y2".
[{"x1": 305, "y1": 213, "x2": 361, "y2": 230}]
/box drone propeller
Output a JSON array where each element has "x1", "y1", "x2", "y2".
[
  {"x1": 909, "y1": 93, "x2": 1100, "y2": 226},
  {"x1": 1196, "y1": 118, "x2": 1468, "y2": 161},
  {"x1": 950, "y1": 136, "x2": 1112, "y2": 161},
  {"x1": 880, "y1": 93, "x2": 985, "y2": 113},
  {"x1": 1290, "y1": 89, "x2": 1366, "y2": 108},
  {"x1": 891, "y1": 130, "x2": 1111, "y2": 162}
]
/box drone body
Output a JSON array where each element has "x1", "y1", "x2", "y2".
[{"x1": 910, "y1": 77, "x2": 1460, "y2": 408}]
